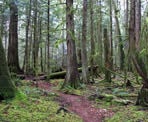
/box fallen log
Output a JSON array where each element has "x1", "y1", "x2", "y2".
[
  {"x1": 18, "y1": 65, "x2": 99, "y2": 80},
  {"x1": 49, "y1": 65, "x2": 99, "y2": 79}
]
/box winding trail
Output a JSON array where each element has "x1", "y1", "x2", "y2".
[{"x1": 32, "y1": 81, "x2": 114, "y2": 122}]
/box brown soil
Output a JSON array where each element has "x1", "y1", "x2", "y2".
[{"x1": 32, "y1": 81, "x2": 114, "y2": 122}]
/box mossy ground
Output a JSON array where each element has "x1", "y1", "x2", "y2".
[
  {"x1": 49, "y1": 76, "x2": 148, "y2": 122},
  {"x1": 0, "y1": 80, "x2": 82, "y2": 122},
  {"x1": 89, "y1": 73, "x2": 148, "y2": 122},
  {"x1": 0, "y1": 72, "x2": 148, "y2": 122}
]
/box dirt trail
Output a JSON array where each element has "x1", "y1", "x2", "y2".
[
  {"x1": 58, "y1": 93, "x2": 113, "y2": 122},
  {"x1": 33, "y1": 81, "x2": 114, "y2": 122}
]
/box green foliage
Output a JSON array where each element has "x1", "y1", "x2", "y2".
[
  {"x1": 0, "y1": 80, "x2": 82, "y2": 122},
  {"x1": 105, "y1": 106, "x2": 148, "y2": 122},
  {"x1": 61, "y1": 85, "x2": 84, "y2": 96},
  {"x1": 112, "y1": 88, "x2": 129, "y2": 97},
  {"x1": 14, "y1": 90, "x2": 27, "y2": 101},
  {"x1": 139, "y1": 48, "x2": 147, "y2": 58}
]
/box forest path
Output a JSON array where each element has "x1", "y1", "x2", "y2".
[{"x1": 33, "y1": 81, "x2": 114, "y2": 122}]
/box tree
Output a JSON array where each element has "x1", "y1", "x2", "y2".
[
  {"x1": 129, "y1": 0, "x2": 148, "y2": 106},
  {"x1": 90, "y1": 0, "x2": 95, "y2": 82},
  {"x1": 8, "y1": 0, "x2": 21, "y2": 73},
  {"x1": 47, "y1": 0, "x2": 50, "y2": 76},
  {"x1": 62, "y1": 0, "x2": 80, "y2": 88},
  {"x1": 81, "y1": 0, "x2": 89, "y2": 83},
  {"x1": 112, "y1": 0, "x2": 125, "y2": 70},
  {"x1": 32, "y1": 0, "x2": 39, "y2": 75},
  {"x1": 109, "y1": 0, "x2": 113, "y2": 70},
  {"x1": 0, "y1": 37, "x2": 16, "y2": 100},
  {"x1": 24, "y1": 0, "x2": 32, "y2": 74},
  {"x1": 104, "y1": 28, "x2": 111, "y2": 82}
]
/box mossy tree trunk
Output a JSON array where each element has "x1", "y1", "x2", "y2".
[
  {"x1": 129, "y1": 0, "x2": 148, "y2": 106},
  {"x1": 8, "y1": 0, "x2": 21, "y2": 73},
  {"x1": 0, "y1": 37, "x2": 16, "y2": 99},
  {"x1": 90, "y1": 0, "x2": 95, "y2": 82},
  {"x1": 62, "y1": 0, "x2": 80, "y2": 89},
  {"x1": 81, "y1": 0, "x2": 89, "y2": 83},
  {"x1": 103, "y1": 28, "x2": 112, "y2": 82}
]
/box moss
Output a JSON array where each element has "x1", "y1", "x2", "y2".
[
  {"x1": 0, "y1": 38, "x2": 16, "y2": 99},
  {"x1": 105, "y1": 106, "x2": 148, "y2": 122},
  {"x1": 0, "y1": 81, "x2": 82, "y2": 122}
]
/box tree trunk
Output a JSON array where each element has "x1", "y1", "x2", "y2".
[
  {"x1": 109, "y1": 0, "x2": 113, "y2": 70},
  {"x1": 32, "y1": 0, "x2": 39, "y2": 75},
  {"x1": 81, "y1": 0, "x2": 89, "y2": 83},
  {"x1": 62, "y1": 0, "x2": 80, "y2": 88},
  {"x1": 90, "y1": 0, "x2": 95, "y2": 82},
  {"x1": 98, "y1": 0, "x2": 103, "y2": 70},
  {"x1": 104, "y1": 28, "x2": 111, "y2": 82},
  {"x1": 47, "y1": 0, "x2": 50, "y2": 76},
  {"x1": 24, "y1": 0, "x2": 31, "y2": 74},
  {"x1": 0, "y1": 37, "x2": 16, "y2": 99},
  {"x1": 8, "y1": 1, "x2": 21, "y2": 73},
  {"x1": 113, "y1": 0, "x2": 125, "y2": 70},
  {"x1": 129, "y1": 0, "x2": 148, "y2": 106},
  {"x1": 39, "y1": 17, "x2": 43, "y2": 72}
]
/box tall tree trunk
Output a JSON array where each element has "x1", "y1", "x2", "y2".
[
  {"x1": 98, "y1": 0, "x2": 103, "y2": 70},
  {"x1": 8, "y1": 1, "x2": 21, "y2": 73},
  {"x1": 0, "y1": 37, "x2": 16, "y2": 100},
  {"x1": 104, "y1": 28, "x2": 111, "y2": 82},
  {"x1": 113, "y1": 0, "x2": 125, "y2": 70},
  {"x1": 129, "y1": 0, "x2": 148, "y2": 106},
  {"x1": 62, "y1": 0, "x2": 80, "y2": 88},
  {"x1": 109, "y1": 0, "x2": 113, "y2": 70},
  {"x1": 24, "y1": 0, "x2": 32, "y2": 74},
  {"x1": 39, "y1": 17, "x2": 43, "y2": 72},
  {"x1": 77, "y1": 29, "x2": 82, "y2": 67},
  {"x1": 90, "y1": 0, "x2": 95, "y2": 81},
  {"x1": 81, "y1": 0, "x2": 89, "y2": 83},
  {"x1": 47, "y1": 0, "x2": 50, "y2": 76},
  {"x1": 32, "y1": 0, "x2": 39, "y2": 75}
]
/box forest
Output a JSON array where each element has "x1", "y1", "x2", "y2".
[{"x1": 0, "y1": 0, "x2": 148, "y2": 122}]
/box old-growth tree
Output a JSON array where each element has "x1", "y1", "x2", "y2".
[
  {"x1": 63, "y1": 0, "x2": 80, "y2": 88},
  {"x1": 0, "y1": 37, "x2": 16, "y2": 100},
  {"x1": 113, "y1": 0, "x2": 125, "y2": 70},
  {"x1": 129, "y1": 0, "x2": 148, "y2": 106},
  {"x1": 104, "y1": 28, "x2": 111, "y2": 82},
  {"x1": 24, "y1": 0, "x2": 32, "y2": 74},
  {"x1": 47, "y1": 0, "x2": 50, "y2": 76},
  {"x1": 81, "y1": 0, "x2": 89, "y2": 83},
  {"x1": 8, "y1": 0, "x2": 21, "y2": 73},
  {"x1": 90, "y1": 0, "x2": 95, "y2": 82}
]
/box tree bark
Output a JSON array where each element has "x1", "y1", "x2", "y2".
[
  {"x1": 81, "y1": 0, "x2": 89, "y2": 83},
  {"x1": 32, "y1": 0, "x2": 39, "y2": 75},
  {"x1": 8, "y1": 1, "x2": 21, "y2": 73},
  {"x1": 24, "y1": 0, "x2": 32, "y2": 74},
  {"x1": 90, "y1": 0, "x2": 95, "y2": 81},
  {"x1": 129, "y1": 0, "x2": 148, "y2": 106},
  {"x1": 0, "y1": 37, "x2": 16, "y2": 99},
  {"x1": 104, "y1": 28, "x2": 111, "y2": 82},
  {"x1": 47, "y1": 0, "x2": 50, "y2": 76},
  {"x1": 109, "y1": 0, "x2": 113, "y2": 70},
  {"x1": 63, "y1": 0, "x2": 80, "y2": 88},
  {"x1": 113, "y1": 0, "x2": 125, "y2": 70}
]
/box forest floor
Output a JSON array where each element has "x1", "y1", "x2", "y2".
[
  {"x1": 34, "y1": 81, "x2": 113, "y2": 122},
  {"x1": 0, "y1": 73, "x2": 148, "y2": 122}
]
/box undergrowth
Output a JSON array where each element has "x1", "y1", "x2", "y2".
[{"x1": 0, "y1": 80, "x2": 82, "y2": 122}]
